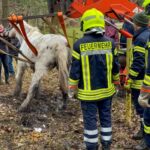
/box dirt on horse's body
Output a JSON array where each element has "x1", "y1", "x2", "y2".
[{"x1": 8, "y1": 21, "x2": 71, "y2": 111}]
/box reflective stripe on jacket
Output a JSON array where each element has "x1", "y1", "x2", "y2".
[
  {"x1": 69, "y1": 33, "x2": 119, "y2": 101},
  {"x1": 129, "y1": 27, "x2": 150, "y2": 89}
]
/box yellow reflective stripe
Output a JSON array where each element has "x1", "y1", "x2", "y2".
[
  {"x1": 143, "y1": 74, "x2": 150, "y2": 86},
  {"x1": 106, "y1": 54, "x2": 113, "y2": 87},
  {"x1": 82, "y1": 56, "x2": 87, "y2": 90},
  {"x1": 69, "y1": 78, "x2": 79, "y2": 85},
  {"x1": 144, "y1": 124, "x2": 150, "y2": 134},
  {"x1": 131, "y1": 80, "x2": 143, "y2": 89},
  {"x1": 145, "y1": 48, "x2": 148, "y2": 69},
  {"x1": 77, "y1": 85, "x2": 115, "y2": 100},
  {"x1": 86, "y1": 56, "x2": 91, "y2": 90},
  {"x1": 78, "y1": 84, "x2": 115, "y2": 94},
  {"x1": 131, "y1": 84, "x2": 142, "y2": 89},
  {"x1": 114, "y1": 48, "x2": 118, "y2": 56},
  {"x1": 110, "y1": 54, "x2": 113, "y2": 86},
  {"x1": 113, "y1": 74, "x2": 119, "y2": 81},
  {"x1": 72, "y1": 50, "x2": 80, "y2": 60},
  {"x1": 106, "y1": 54, "x2": 110, "y2": 87},
  {"x1": 81, "y1": 56, "x2": 91, "y2": 90},
  {"x1": 148, "y1": 42, "x2": 150, "y2": 48},
  {"x1": 130, "y1": 48, "x2": 134, "y2": 67},
  {"x1": 134, "y1": 46, "x2": 145, "y2": 53},
  {"x1": 118, "y1": 49, "x2": 126, "y2": 54},
  {"x1": 81, "y1": 49, "x2": 111, "y2": 56},
  {"x1": 129, "y1": 69, "x2": 139, "y2": 77}
]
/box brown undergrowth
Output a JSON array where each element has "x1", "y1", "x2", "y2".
[{"x1": 0, "y1": 68, "x2": 141, "y2": 150}]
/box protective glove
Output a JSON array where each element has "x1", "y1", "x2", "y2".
[
  {"x1": 124, "y1": 78, "x2": 132, "y2": 93},
  {"x1": 113, "y1": 80, "x2": 120, "y2": 93},
  {"x1": 68, "y1": 85, "x2": 78, "y2": 99},
  {"x1": 138, "y1": 92, "x2": 150, "y2": 108}
]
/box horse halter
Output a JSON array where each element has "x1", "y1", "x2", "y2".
[{"x1": 2, "y1": 24, "x2": 13, "y2": 37}]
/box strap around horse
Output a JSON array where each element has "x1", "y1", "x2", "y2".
[
  {"x1": 8, "y1": 14, "x2": 38, "y2": 56},
  {"x1": 57, "y1": 12, "x2": 71, "y2": 48}
]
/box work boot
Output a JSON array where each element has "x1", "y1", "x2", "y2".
[
  {"x1": 5, "y1": 80, "x2": 9, "y2": 84},
  {"x1": 132, "y1": 123, "x2": 144, "y2": 140},
  {"x1": 87, "y1": 145, "x2": 99, "y2": 150},
  {"x1": 135, "y1": 139, "x2": 149, "y2": 150},
  {"x1": 102, "y1": 143, "x2": 111, "y2": 150}
]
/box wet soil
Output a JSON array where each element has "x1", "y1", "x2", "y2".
[{"x1": 0, "y1": 68, "x2": 141, "y2": 150}]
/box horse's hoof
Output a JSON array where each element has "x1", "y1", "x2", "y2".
[
  {"x1": 18, "y1": 107, "x2": 23, "y2": 112},
  {"x1": 13, "y1": 91, "x2": 20, "y2": 97},
  {"x1": 18, "y1": 108, "x2": 25, "y2": 113},
  {"x1": 34, "y1": 93, "x2": 40, "y2": 99},
  {"x1": 18, "y1": 106, "x2": 27, "y2": 112}
]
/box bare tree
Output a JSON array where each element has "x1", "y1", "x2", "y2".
[
  {"x1": 2, "y1": 0, "x2": 9, "y2": 26},
  {"x1": 0, "y1": 0, "x2": 2, "y2": 24},
  {"x1": 47, "y1": 0, "x2": 54, "y2": 13}
]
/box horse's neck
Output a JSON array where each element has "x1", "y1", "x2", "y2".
[
  {"x1": 16, "y1": 23, "x2": 33, "y2": 44},
  {"x1": 16, "y1": 34, "x2": 23, "y2": 44},
  {"x1": 24, "y1": 22, "x2": 32, "y2": 33}
]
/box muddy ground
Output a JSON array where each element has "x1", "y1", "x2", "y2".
[{"x1": 0, "y1": 68, "x2": 142, "y2": 150}]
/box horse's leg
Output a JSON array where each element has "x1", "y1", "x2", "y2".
[
  {"x1": 34, "y1": 80, "x2": 41, "y2": 99},
  {"x1": 14, "y1": 62, "x2": 27, "y2": 96},
  {"x1": 61, "y1": 87, "x2": 68, "y2": 110},
  {"x1": 56, "y1": 43, "x2": 70, "y2": 111},
  {"x1": 18, "y1": 68, "x2": 46, "y2": 112},
  {"x1": 58, "y1": 67, "x2": 68, "y2": 109}
]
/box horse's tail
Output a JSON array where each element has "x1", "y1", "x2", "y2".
[{"x1": 56, "y1": 42, "x2": 71, "y2": 94}]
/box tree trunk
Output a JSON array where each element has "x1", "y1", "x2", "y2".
[
  {"x1": 2, "y1": 0, "x2": 9, "y2": 26},
  {"x1": 0, "y1": 0, "x2": 2, "y2": 24},
  {"x1": 47, "y1": 0, "x2": 54, "y2": 13}
]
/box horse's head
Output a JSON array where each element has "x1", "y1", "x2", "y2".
[
  {"x1": 6, "y1": 21, "x2": 33, "y2": 44},
  {"x1": 5, "y1": 23, "x2": 16, "y2": 38}
]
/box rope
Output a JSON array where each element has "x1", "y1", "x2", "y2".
[
  {"x1": 8, "y1": 14, "x2": 38, "y2": 56},
  {"x1": 57, "y1": 12, "x2": 71, "y2": 48},
  {"x1": 0, "y1": 49, "x2": 32, "y2": 64},
  {"x1": 0, "y1": 13, "x2": 57, "y2": 21},
  {"x1": 0, "y1": 36, "x2": 33, "y2": 64}
]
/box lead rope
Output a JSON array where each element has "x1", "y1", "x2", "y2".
[
  {"x1": 8, "y1": 14, "x2": 38, "y2": 56},
  {"x1": 57, "y1": 12, "x2": 71, "y2": 48}
]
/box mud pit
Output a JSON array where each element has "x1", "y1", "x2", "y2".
[{"x1": 0, "y1": 68, "x2": 142, "y2": 150}]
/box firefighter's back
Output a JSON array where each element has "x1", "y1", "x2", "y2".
[{"x1": 74, "y1": 33, "x2": 117, "y2": 101}]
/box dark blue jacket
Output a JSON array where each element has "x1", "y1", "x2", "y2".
[
  {"x1": 8, "y1": 37, "x2": 20, "y2": 56},
  {"x1": 129, "y1": 27, "x2": 150, "y2": 89},
  {"x1": 120, "y1": 21, "x2": 134, "y2": 48},
  {"x1": 0, "y1": 36, "x2": 7, "y2": 52},
  {"x1": 69, "y1": 33, "x2": 119, "y2": 101}
]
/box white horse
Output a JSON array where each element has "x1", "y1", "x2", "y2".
[{"x1": 8, "y1": 21, "x2": 71, "y2": 112}]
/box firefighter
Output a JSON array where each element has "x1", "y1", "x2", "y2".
[
  {"x1": 118, "y1": 21, "x2": 134, "y2": 97},
  {"x1": 142, "y1": 0, "x2": 150, "y2": 17},
  {"x1": 137, "y1": 2, "x2": 150, "y2": 150},
  {"x1": 68, "y1": 8, "x2": 119, "y2": 150},
  {"x1": 138, "y1": 39, "x2": 150, "y2": 150},
  {"x1": 127, "y1": 12, "x2": 149, "y2": 150}
]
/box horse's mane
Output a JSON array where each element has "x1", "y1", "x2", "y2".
[{"x1": 23, "y1": 21, "x2": 40, "y2": 33}]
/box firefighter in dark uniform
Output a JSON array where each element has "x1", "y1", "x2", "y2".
[
  {"x1": 68, "y1": 8, "x2": 119, "y2": 150},
  {"x1": 127, "y1": 12, "x2": 149, "y2": 150},
  {"x1": 142, "y1": 0, "x2": 150, "y2": 17},
  {"x1": 137, "y1": 1, "x2": 150, "y2": 150},
  {"x1": 138, "y1": 37, "x2": 150, "y2": 150}
]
